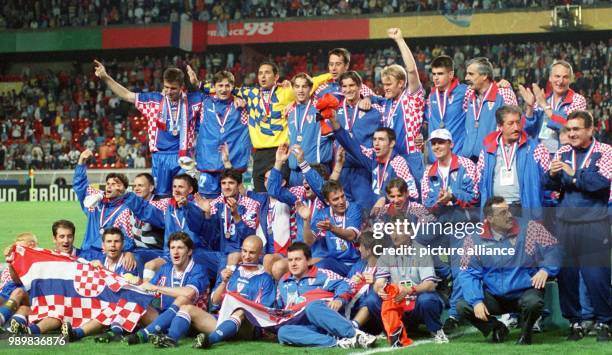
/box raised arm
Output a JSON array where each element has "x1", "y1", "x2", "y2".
[
  {"x1": 387, "y1": 28, "x2": 420, "y2": 93},
  {"x1": 94, "y1": 60, "x2": 136, "y2": 102}
]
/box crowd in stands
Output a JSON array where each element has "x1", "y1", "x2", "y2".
[
  {"x1": 0, "y1": 38, "x2": 609, "y2": 170},
  {"x1": 0, "y1": 0, "x2": 600, "y2": 30}
]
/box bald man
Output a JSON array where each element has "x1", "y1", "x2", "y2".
[{"x1": 152, "y1": 236, "x2": 276, "y2": 348}]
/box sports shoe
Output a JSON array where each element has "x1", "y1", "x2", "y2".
[
  {"x1": 491, "y1": 321, "x2": 509, "y2": 343},
  {"x1": 582, "y1": 320, "x2": 596, "y2": 336},
  {"x1": 94, "y1": 331, "x2": 123, "y2": 343},
  {"x1": 566, "y1": 322, "x2": 584, "y2": 341},
  {"x1": 61, "y1": 322, "x2": 77, "y2": 342},
  {"x1": 433, "y1": 329, "x2": 449, "y2": 344},
  {"x1": 443, "y1": 317, "x2": 460, "y2": 333},
  {"x1": 336, "y1": 336, "x2": 357, "y2": 349},
  {"x1": 388, "y1": 326, "x2": 404, "y2": 348},
  {"x1": 567, "y1": 322, "x2": 584, "y2": 341},
  {"x1": 9, "y1": 318, "x2": 29, "y2": 334},
  {"x1": 499, "y1": 313, "x2": 519, "y2": 329},
  {"x1": 124, "y1": 332, "x2": 146, "y2": 345},
  {"x1": 192, "y1": 333, "x2": 211, "y2": 349},
  {"x1": 151, "y1": 334, "x2": 178, "y2": 348},
  {"x1": 355, "y1": 329, "x2": 376, "y2": 349},
  {"x1": 595, "y1": 323, "x2": 610, "y2": 342},
  {"x1": 532, "y1": 316, "x2": 543, "y2": 333}
]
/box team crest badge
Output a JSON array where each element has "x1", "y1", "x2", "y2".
[
  {"x1": 237, "y1": 282, "x2": 245, "y2": 292},
  {"x1": 359, "y1": 111, "x2": 365, "y2": 119},
  {"x1": 488, "y1": 102, "x2": 495, "y2": 110},
  {"x1": 448, "y1": 95, "x2": 454, "y2": 104}
]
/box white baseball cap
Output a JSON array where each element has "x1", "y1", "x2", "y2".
[{"x1": 428, "y1": 128, "x2": 453, "y2": 142}]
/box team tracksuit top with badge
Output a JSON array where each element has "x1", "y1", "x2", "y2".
[
  {"x1": 213, "y1": 264, "x2": 276, "y2": 308},
  {"x1": 286, "y1": 100, "x2": 333, "y2": 171},
  {"x1": 333, "y1": 125, "x2": 419, "y2": 201},
  {"x1": 310, "y1": 201, "x2": 362, "y2": 265},
  {"x1": 73, "y1": 164, "x2": 134, "y2": 251},
  {"x1": 424, "y1": 79, "x2": 471, "y2": 163},
  {"x1": 524, "y1": 89, "x2": 587, "y2": 152},
  {"x1": 459, "y1": 219, "x2": 561, "y2": 306},
  {"x1": 421, "y1": 154, "x2": 479, "y2": 210},
  {"x1": 206, "y1": 194, "x2": 260, "y2": 254},
  {"x1": 150, "y1": 259, "x2": 209, "y2": 311},
  {"x1": 276, "y1": 266, "x2": 352, "y2": 310},
  {"x1": 195, "y1": 95, "x2": 250, "y2": 172},
  {"x1": 476, "y1": 131, "x2": 551, "y2": 218},
  {"x1": 122, "y1": 192, "x2": 213, "y2": 253},
  {"x1": 335, "y1": 97, "x2": 383, "y2": 210},
  {"x1": 462, "y1": 82, "x2": 518, "y2": 159},
  {"x1": 266, "y1": 164, "x2": 326, "y2": 245},
  {"x1": 543, "y1": 139, "x2": 611, "y2": 222}
]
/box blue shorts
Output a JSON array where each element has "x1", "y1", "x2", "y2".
[
  {"x1": 152, "y1": 151, "x2": 181, "y2": 196},
  {"x1": 0, "y1": 281, "x2": 20, "y2": 301},
  {"x1": 198, "y1": 171, "x2": 221, "y2": 199}
]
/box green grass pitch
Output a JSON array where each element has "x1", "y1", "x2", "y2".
[{"x1": 0, "y1": 201, "x2": 608, "y2": 354}]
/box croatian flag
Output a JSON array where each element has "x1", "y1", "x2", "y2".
[
  {"x1": 10, "y1": 246, "x2": 153, "y2": 332},
  {"x1": 217, "y1": 289, "x2": 335, "y2": 329}
]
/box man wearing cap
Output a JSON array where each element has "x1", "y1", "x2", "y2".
[
  {"x1": 422, "y1": 128, "x2": 479, "y2": 213},
  {"x1": 421, "y1": 128, "x2": 479, "y2": 330},
  {"x1": 476, "y1": 105, "x2": 550, "y2": 219}
]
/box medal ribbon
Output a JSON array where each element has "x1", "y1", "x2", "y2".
[
  {"x1": 213, "y1": 99, "x2": 233, "y2": 132},
  {"x1": 571, "y1": 139, "x2": 596, "y2": 171},
  {"x1": 294, "y1": 100, "x2": 312, "y2": 137},
  {"x1": 342, "y1": 99, "x2": 359, "y2": 131},
  {"x1": 435, "y1": 87, "x2": 448, "y2": 123},
  {"x1": 99, "y1": 204, "x2": 123, "y2": 231},
  {"x1": 376, "y1": 158, "x2": 391, "y2": 194},
  {"x1": 472, "y1": 83, "x2": 494, "y2": 124},
  {"x1": 260, "y1": 85, "x2": 277, "y2": 116},
  {"x1": 499, "y1": 135, "x2": 518, "y2": 171}
]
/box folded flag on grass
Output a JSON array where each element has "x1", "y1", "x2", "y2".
[{"x1": 9, "y1": 246, "x2": 153, "y2": 332}]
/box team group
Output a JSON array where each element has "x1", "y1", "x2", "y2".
[{"x1": 1, "y1": 27, "x2": 610, "y2": 348}]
